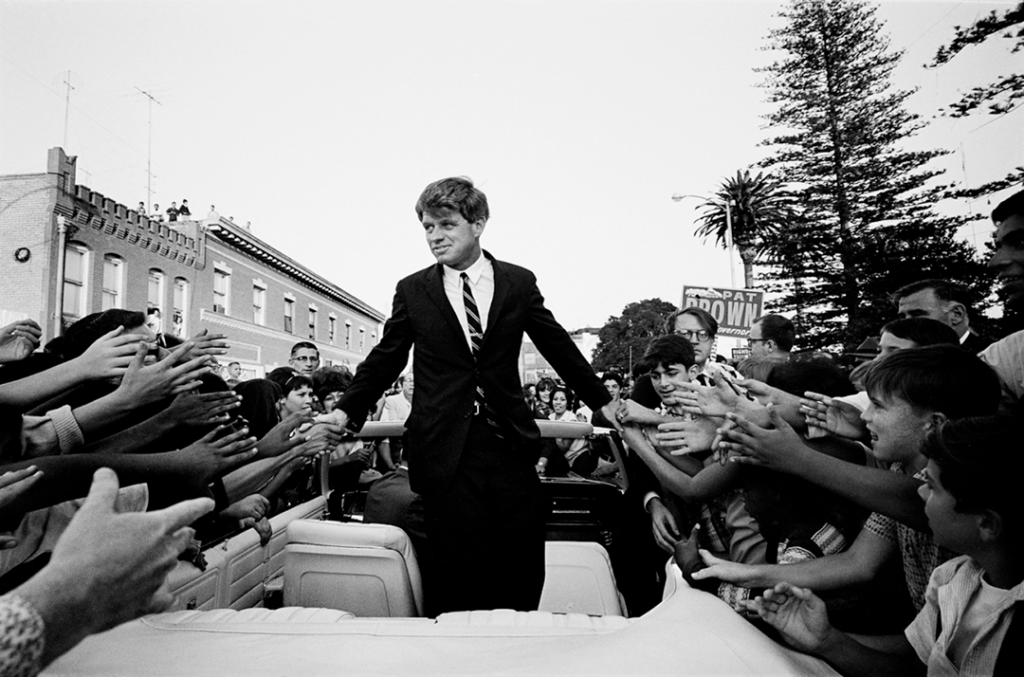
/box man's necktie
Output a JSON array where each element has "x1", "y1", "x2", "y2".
[{"x1": 461, "y1": 272, "x2": 502, "y2": 434}]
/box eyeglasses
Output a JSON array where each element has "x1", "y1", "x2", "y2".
[
  {"x1": 675, "y1": 329, "x2": 711, "y2": 342},
  {"x1": 291, "y1": 356, "x2": 318, "y2": 363}
]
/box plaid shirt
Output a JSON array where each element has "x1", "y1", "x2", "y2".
[{"x1": 863, "y1": 463, "x2": 957, "y2": 611}]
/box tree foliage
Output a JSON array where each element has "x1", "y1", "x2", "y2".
[
  {"x1": 694, "y1": 170, "x2": 794, "y2": 289},
  {"x1": 591, "y1": 298, "x2": 677, "y2": 374},
  {"x1": 756, "y1": 0, "x2": 990, "y2": 350},
  {"x1": 928, "y1": 2, "x2": 1024, "y2": 200}
]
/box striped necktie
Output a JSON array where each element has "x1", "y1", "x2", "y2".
[{"x1": 462, "y1": 272, "x2": 501, "y2": 432}]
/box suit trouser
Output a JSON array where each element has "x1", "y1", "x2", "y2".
[{"x1": 421, "y1": 417, "x2": 548, "y2": 615}]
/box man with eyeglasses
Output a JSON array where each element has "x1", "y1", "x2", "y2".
[
  {"x1": 747, "y1": 314, "x2": 795, "y2": 362},
  {"x1": 289, "y1": 341, "x2": 320, "y2": 377}
]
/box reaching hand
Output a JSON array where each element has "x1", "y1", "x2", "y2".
[
  {"x1": 800, "y1": 391, "x2": 867, "y2": 440},
  {"x1": 221, "y1": 494, "x2": 270, "y2": 524},
  {"x1": 72, "y1": 326, "x2": 148, "y2": 380},
  {"x1": 0, "y1": 319, "x2": 42, "y2": 363},
  {"x1": 257, "y1": 410, "x2": 315, "y2": 458},
  {"x1": 617, "y1": 399, "x2": 663, "y2": 426},
  {"x1": 717, "y1": 404, "x2": 807, "y2": 473},
  {"x1": 0, "y1": 465, "x2": 44, "y2": 512},
  {"x1": 674, "y1": 378, "x2": 740, "y2": 418},
  {"x1": 648, "y1": 498, "x2": 680, "y2": 553},
  {"x1": 183, "y1": 329, "x2": 229, "y2": 360},
  {"x1": 690, "y1": 549, "x2": 758, "y2": 586},
  {"x1": 160, "y1": 391, "x2": 242, "y2": 428},
  {"x1": 744, "y1": 582, "x2": 832, "y2": 655},
  {"x1": 28, "y1": 468, "x2": 214, "y2": 641},
  {"x1": 673, "y1": 524, "x2": 717, "y2": 591},
  {"x1": 116, "y1": 341, "x2": 212, "y2": 406},
  {"x1": 654, "y1": 416, "x2": 718, "y2": 455},
  {"x1": 178, "y1": 425, "x2": 259, "y2": 481}
]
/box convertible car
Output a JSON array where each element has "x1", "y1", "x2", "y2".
[{"x1": 43, "y1": 422, "x2": 837, "y2": 677}]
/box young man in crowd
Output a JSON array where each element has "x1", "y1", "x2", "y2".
[
  {"x1": 748, "y1": 415, "x2": 1023, "y2": 676},
  {"x1": 693, "y1": 346, "x2": 1001, "y2": 613}
]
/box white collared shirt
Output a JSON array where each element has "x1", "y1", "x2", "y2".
[{"x1": 442, "y1": 254, "x2": 494, "y2": 352}]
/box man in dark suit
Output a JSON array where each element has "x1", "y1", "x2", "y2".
[
  {"x1": 328, "y1": 177, "x2": 617, "y2": 614},
  {"x1": 893, "y1": 279, "x2": 990, "y2": 353}
]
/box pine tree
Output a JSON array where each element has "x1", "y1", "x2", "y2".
[{"x1": 757, "y1": 0, "x2": 990, "y2": 349}]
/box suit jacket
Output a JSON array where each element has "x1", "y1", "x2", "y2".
[{"x1": 337, "y1": 251, "x2": 611, "y2": 495}]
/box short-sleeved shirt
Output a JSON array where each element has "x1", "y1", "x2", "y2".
[
  {"x1": 862, "y1": 463, "x2": 956, "y2": 611},
  {"x1": 905, "y1": 555, "x2": 1024, "y2": 676}
]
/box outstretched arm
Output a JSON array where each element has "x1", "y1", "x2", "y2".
[
  {"x1": 746, "y1": 583, "x2": 920, "y2": 677},
  {"x1": 721, "y1": 407, "x2": 928, "y2": 531}
]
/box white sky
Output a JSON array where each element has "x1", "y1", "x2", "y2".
[{"x1": 2, "y1": 0, "x2": 1020, "y2": 331}]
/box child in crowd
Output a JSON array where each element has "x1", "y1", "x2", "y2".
[{"x1": 748, "y1": 415, "x2": 1024, "y2": 676}]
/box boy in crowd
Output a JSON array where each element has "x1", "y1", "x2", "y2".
[
  {"x1": 693, "y1": 346, "x2": 1001, "y2": 613},
  {"x1": 748, "y1": 415, "x2": 1023, "y2": 676}
]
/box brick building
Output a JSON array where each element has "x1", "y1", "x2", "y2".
[{"x1": 0, "y1": 148, "x2": 385, "y2": 377}]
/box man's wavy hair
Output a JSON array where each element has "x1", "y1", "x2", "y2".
[{"x1": 415, "y1": 177, "x2": 489, "y2": 224}]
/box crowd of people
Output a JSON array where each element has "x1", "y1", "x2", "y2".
[{"x1": 0, "y1": 187, "x2": 1021, "y2": 675}]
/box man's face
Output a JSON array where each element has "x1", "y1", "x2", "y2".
[
  {"x1": 402, "y1": 374, "x2": 415, "y2": 400},
  {"x1": 603, "y1": 379, "x2": 621, "y2": 401},
  {"x1": 897, "y1": 289, "x2": 954, "y2": 326},
  {"x1": 861, "y1": 391, "x2": 932, "y2": 464},
  {"x1": 747, "y1": 321, "x2": 770, "y2": 358},
  {"x1": 422, "y1": 209, "x2": 483, "y2": 271},
  {"x1": 146, "y1": 311, "x2": 161, "y2": 333},
  {"x1": 917, "y1": 460, "x2": 979, "y2": 552},
  {"x1": 289, "y1": 348, "x2": 319, "y2": 376},
  {"x1": 877, "y1": 331, "x2": 917, "y2": 358},
  {"x1": 989, "y1": 212, "x2": 1024, "y2": 311},
  {"x1": 228, "y1": 363, "x2": 241, "y2": 378},
  {"x1": 650, "y1": 363, "x2": 700, "y2": 406},
  {"x1": 673, "y1": 314, "x2": 712, "y2": 366}
]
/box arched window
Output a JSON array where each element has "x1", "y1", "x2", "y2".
[
  {"x1": 148, "y1": 269, "x2": 165, "y2": 332},
  {"x1": 172, "y1": 278, "x2": 189, "y2": 338}
]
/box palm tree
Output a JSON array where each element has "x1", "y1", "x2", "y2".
[{"x1": 694, "y1": 169, "x2": 792, "y2": 289}]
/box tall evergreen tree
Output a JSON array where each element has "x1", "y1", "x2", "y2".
[{"x1": 757, "y1": 0, "x2": 990, "y2": 350}]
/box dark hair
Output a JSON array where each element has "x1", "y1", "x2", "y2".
[
  {"x1": 753, "y1": 314, "x2": 796, "y2": 351},
  {"x1": 635, "y1": 334, "x2": 696, "y2": 377},
  {"x1": 891, "y1": 279, "x2": 973, "y2": 312},
  {"x1": 765, "y1": 358, "x2": 855, "y2": 398},
  {"x1": 736, "y1": 356, "x2": 776, "y2": 382},
  {"x1": 601, "y1": 372, "x2": 624, "y2": 388},
  {"x1": 290, "y1": 341, "x2": 318, "y2": 358},
  {"x1": 146, "y1": 307, "x2": 161, "y2": 317},
  {"x1": 312, "y1": 366, "x2": 353, "y2": 403},
  {"x1": 921, "y1": 416, "x2": 1023, "y2": 529},
  {"x1": 234, "y1": 379, "x2": 284, "y2": 439},
  {"x1": 549, "y1": 385, "x2": 575, "y2": 412},
  {"x1": 536, "y1": 377, "x2": 557, "y2": 392},
  {"x1": 281, "y1": 373, "x2": 313, "y2": 396},
  {"x1": 415, "y1": 177, "x2": 489, "y2": 224},
  {"x1": 267, "y1": 366, "x2": 298, "y2": 391},
  {"x1": 880, "y1": 318, "x2": 959, "y2": 348},
  {"x1": 47, "y1": 310, "x2": 147, "y2": 362},
  {"x1": 864, "y1": 345, "x2": 1000, "y2": 420},
  {"x1": 665, "y1": 306, "x2": 718, "y2": 338},
  {"x1": 228, "y1": 361, "x2": 241, "y2": 368},
  {"x1": 992, "y1": 189, "x2": 1024, "y2": 224}
]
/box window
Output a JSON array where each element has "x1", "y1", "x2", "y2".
[
  {"x1": 328, "y1": 316, "x2": 336, "y2": 345},
  {"x1": 172, "y1": 278, "x2": 189, "y2": 338},
  {"x1": 101, "y1": 255, "x2": 123, "y2": 311},
  {"x1": 147, "y1": 269, "x2": 165, "y2": 329},
  {"x1": 345, "y1": 321, "x2": 352, "y2": 349},
  {"x1": 371, "y1": 332, "x2": 377, "y2": 346},
  {"x1": 308, "y1": 307, "x2": 317, "y2": 340},
  {"x1": 252, "y1": 285, "x2": 266, "y2": 325},
  {"x1": 359, "y1": 327, "x2": 365, "y2": 350},
  {"x1": 213, "y1": 269, "x2": 230, "y2": 314},
  {"x1": 284, "y1": 298, "x2": 294, "y2": 333},
  {"x1": 63, "y1": 243, "x2": 89, "y2": 320}
]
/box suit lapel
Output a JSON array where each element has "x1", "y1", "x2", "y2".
[
  {"x1": 424, "y1": 264, "x2": 474, "y2": 359},
  {"x1": 483, "y1": 252, "x2": 509, "y2": 351}
]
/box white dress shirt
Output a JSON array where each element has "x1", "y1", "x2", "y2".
[{"x1": 442, "y1": 254, "x2": 494, "y2": 352}]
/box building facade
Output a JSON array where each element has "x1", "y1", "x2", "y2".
[{"x1": 0, "y1": 148, "x2": 385, "y2": 377}]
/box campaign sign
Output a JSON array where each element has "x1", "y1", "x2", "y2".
[{"x1": 681, "y1": 285, "x2": 764, "y2": 337}]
